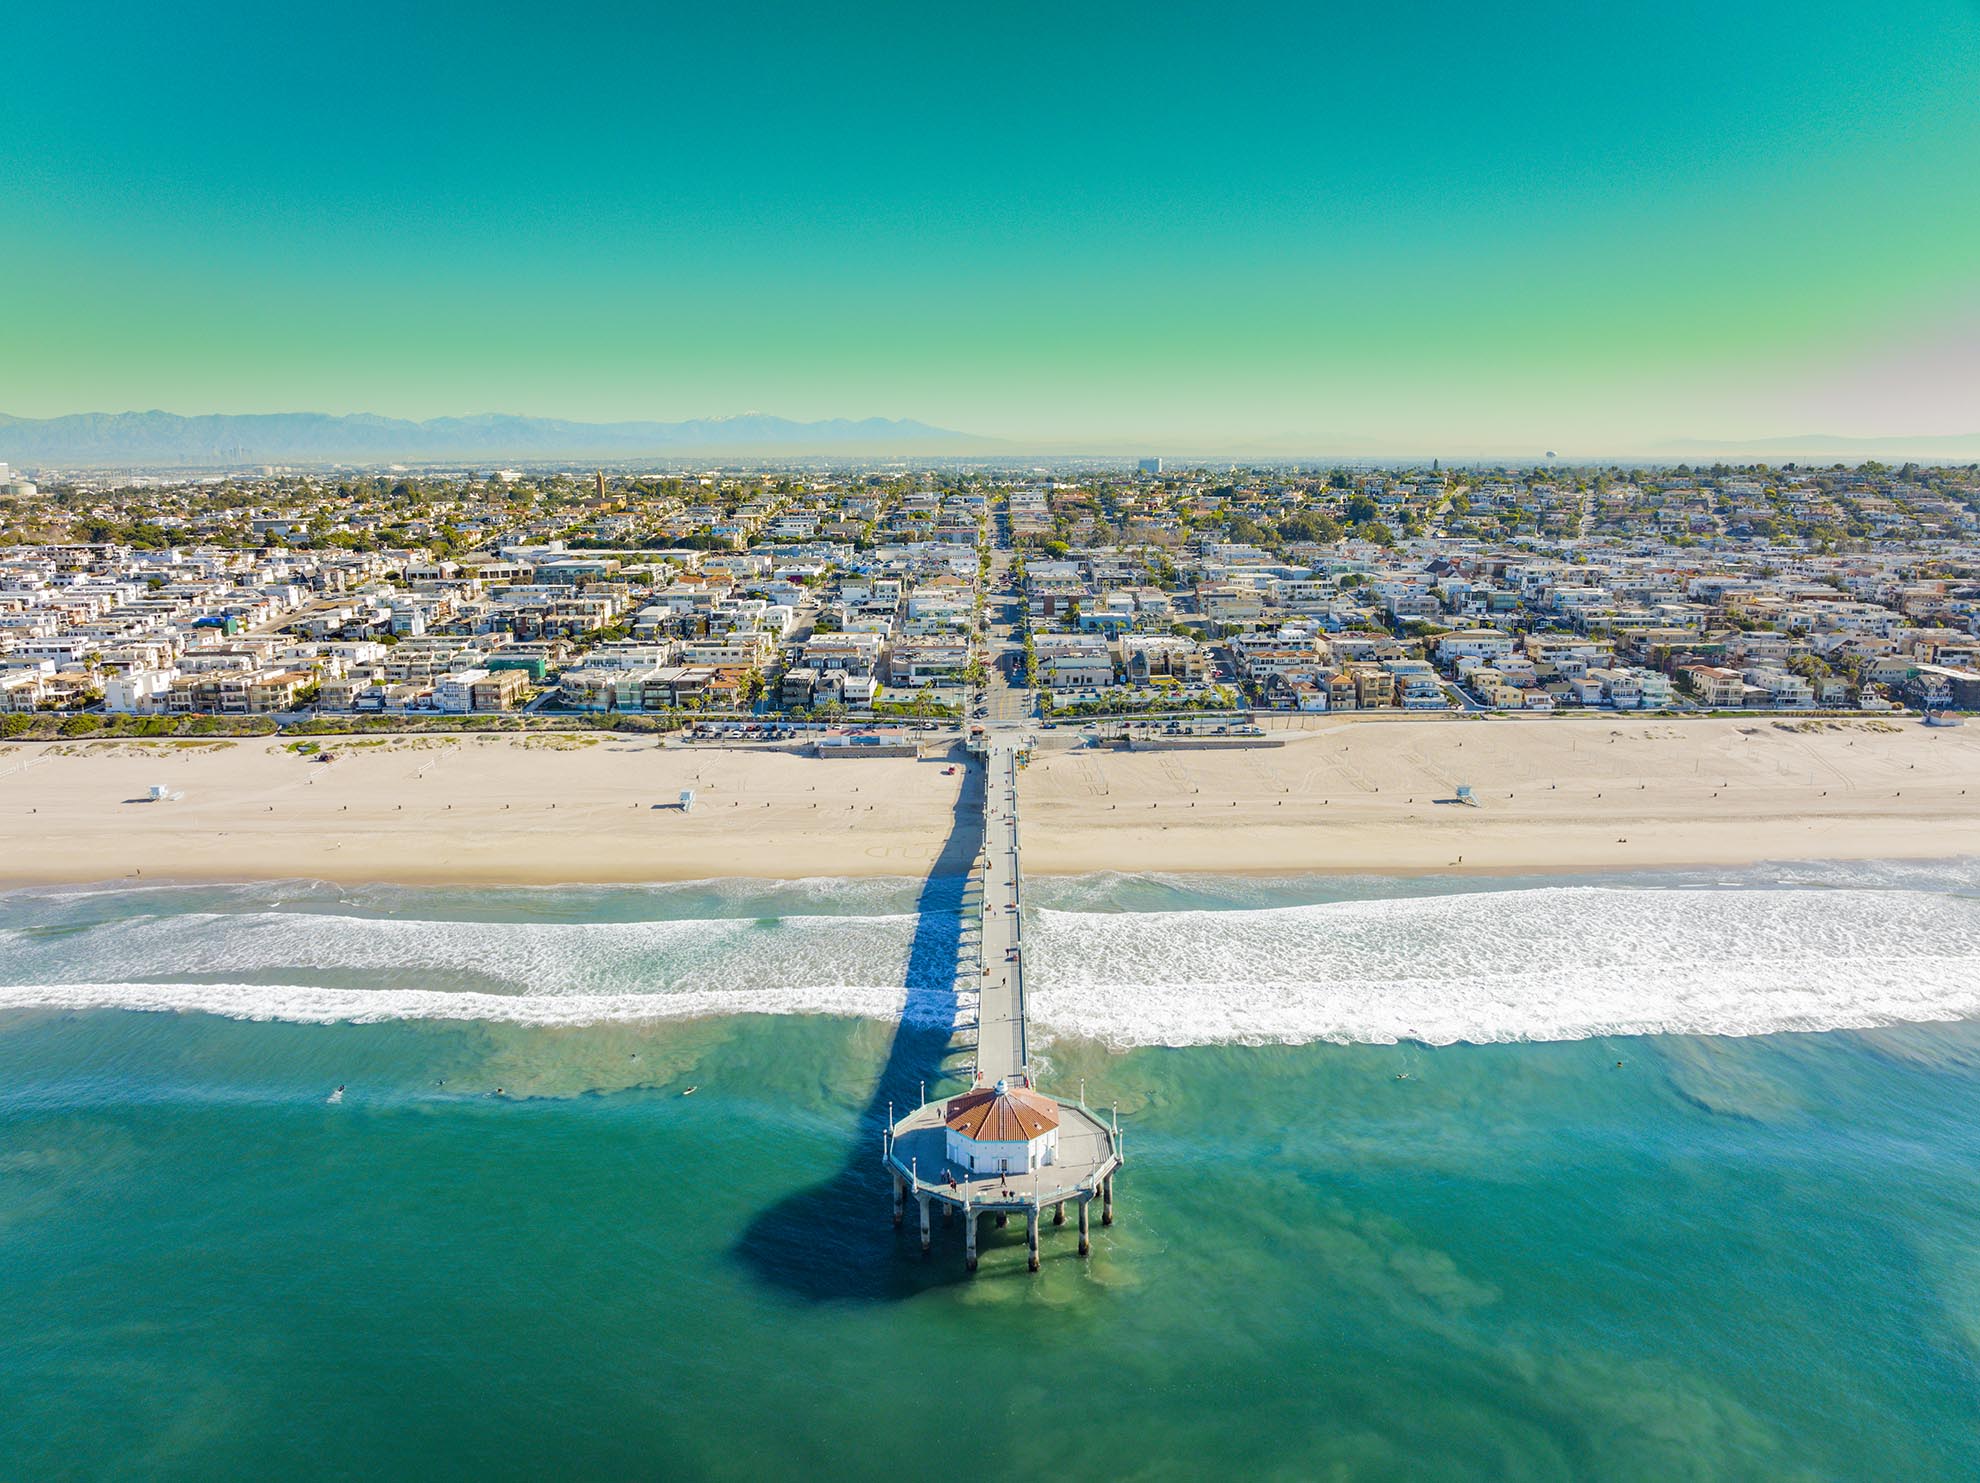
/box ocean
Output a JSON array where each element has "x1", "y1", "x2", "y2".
[{"x1": 3, "y1": 864, "x2": 1978, "y2": 1479}]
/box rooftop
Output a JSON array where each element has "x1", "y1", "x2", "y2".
[{"x1": 944, "y1": 1081, "x2": 1059, "y2": 1142}]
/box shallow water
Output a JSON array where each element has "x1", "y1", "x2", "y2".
[{"x1": 3, "y1": 867, "x2": 1978, "y2": 1478}]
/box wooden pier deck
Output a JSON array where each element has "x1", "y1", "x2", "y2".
[{"x1": 974, "y1": 736, "x2": 1028, "y2": 1086}]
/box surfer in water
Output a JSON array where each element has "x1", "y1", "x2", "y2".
[{"x1": 327, "y1": 1085, "x2": 345, "y2": 1104}]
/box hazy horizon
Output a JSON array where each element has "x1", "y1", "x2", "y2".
[
  {"x1": 5, "y1": 405, "x2": 1980, "y2": 467},
  {"x1": 4, "y1": 2, "x2": 1978, "y2": 449}
]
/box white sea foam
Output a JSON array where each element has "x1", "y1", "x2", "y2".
[
  {"x1": 0, "y1": 908, "x2": 926, "y2": 998},
  {"x1": 0, "y1": 979, "x2": 931, "y2": 1026},
  {"x1": 0, "y1": 873, "x2": 928, "y2": 918},
  {"x1": 3, "y1": 877, "x2": 1977, "y2": 1045},
  {"x1": 1025, "y1": 884, "x2": 1980, "y2": 1046}
]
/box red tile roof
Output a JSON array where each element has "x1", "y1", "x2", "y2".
[{"x1": 944, "y1": 1085, "x2": 1060, "y2": 1142}]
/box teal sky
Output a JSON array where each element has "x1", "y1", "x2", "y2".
[{"x1": 4, "y1": 1, "x2": 1979, "y2": 452}]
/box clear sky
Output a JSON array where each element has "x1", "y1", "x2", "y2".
[{"x1": 4, "y1": 1, "x2": 1978, "y2": 453}]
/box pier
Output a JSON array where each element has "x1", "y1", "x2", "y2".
[
  {"x1": 882, "y1": 734, "x2": 1122, "y2": 1273},
  {"x1": 975, "y1": 736, "x2": 1028, "y2": 1086}
]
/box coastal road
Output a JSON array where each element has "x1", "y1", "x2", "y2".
[{"x1": 979, "y1": 505, "x2": 1035, "y2": 724}]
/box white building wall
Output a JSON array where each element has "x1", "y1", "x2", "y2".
[
  {"x1": 104, "y1": 668, "x2": 179, "y2": 714},
  {"x1": 944, "y1": 1126, "x2": 1058, "y2": 1173}
]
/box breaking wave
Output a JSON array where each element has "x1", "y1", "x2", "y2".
[
  {"x1": 0, "y1": 979, "x2": 927, "y2": 1027},
  {"x1": 1026, "y1": 880, "x2": 1980, "y2": 1045},
  {"x1": 0, "y1": 908, "x2": 924, "y2": 999},
  {"x1": 2, "y1": 869, "x2": 1977, "y2": 1046}
]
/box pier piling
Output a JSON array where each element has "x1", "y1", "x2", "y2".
[
  {"x1": 1078, "y1": 1196, "x2": 1091, "y2": 1256},
  {"x1": 1026, "y1": 1208, "x2": 1040, "y2": 1272}
]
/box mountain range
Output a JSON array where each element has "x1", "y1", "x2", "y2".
[
  {"x1": 0, "y1": 410, "x2": 990, "y2": 466},
  {"x1": 1659, "y1": 432, "x2": 1980, "y2": 460}
]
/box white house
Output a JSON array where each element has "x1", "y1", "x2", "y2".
[
  {"x1": 104, "y1": 666, "x2": 180, "y2": 714},
  {"x1": 1434, "y1": 630, "x2": 1515, "y2": 664},
  {"x1": 434, "y1": 667, "x2": 490, "y2": 714}
]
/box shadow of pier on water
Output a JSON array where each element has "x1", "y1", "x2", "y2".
[{"x1": 732, "y1": 758, "x2": 988, "y2": 1301}]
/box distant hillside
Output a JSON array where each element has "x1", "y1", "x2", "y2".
[
  {"x1": 1661, "y1": 432, "x2": 1980, "y2": 461},
  {"x1": 0, "y1": 410, "x2": 991, "y2": 466}
]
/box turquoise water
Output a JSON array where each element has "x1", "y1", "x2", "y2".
[{"x1": 4, "y1": 868, "x2": 1980, "y2": 1478}]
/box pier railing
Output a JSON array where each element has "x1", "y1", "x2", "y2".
[{"x1": 882, "y1": 1111, "x2": 1123, "y2": 1211}]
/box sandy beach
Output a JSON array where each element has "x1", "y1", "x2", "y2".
[
  {"x1": 1024, "y1": 715, "x2": 1980, "y2": 875},
  {"x1": 1, "y1": 716, "x2": 1976, "y2": 886}
]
